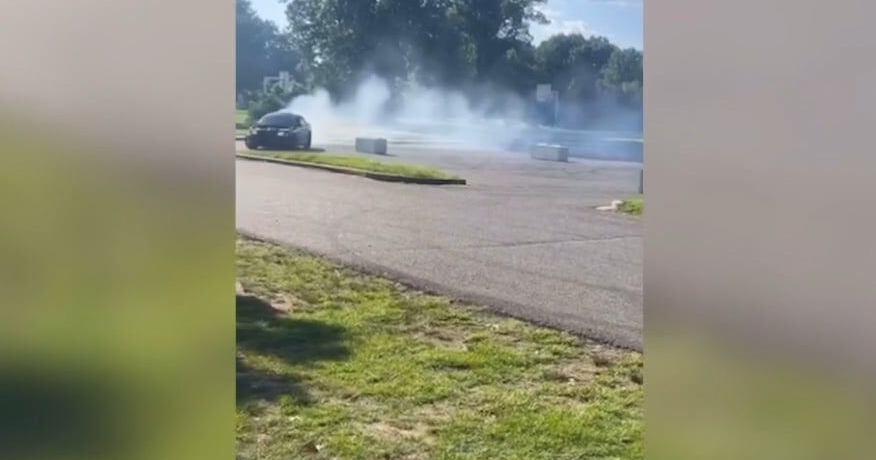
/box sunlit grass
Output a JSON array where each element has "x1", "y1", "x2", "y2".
[
  {"x1": 237, "y1": 237, "x2": 642, "y2": 460},
  {"x1": 235, "y1": 109, "x2": 250, "y2": 130},
  {"x1": 239, "y1": 150, "x2": 458, "y2": 180},
  {"x1": 619, "y1": 197, "x2": 643, "y2": 215}
]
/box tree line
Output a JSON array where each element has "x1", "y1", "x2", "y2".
[{"x1": 236, "y1": 0, "x2": 642, "y2": 129}]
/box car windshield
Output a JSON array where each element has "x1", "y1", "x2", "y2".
[{"x1": 257, "y1": 113, "x2": 301, "y2": 127}]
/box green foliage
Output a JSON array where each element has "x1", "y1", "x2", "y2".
[
  {"x1": 236, "y1": 0, "x2": 302, "y2": 95},
  {"x1": 534, "y1": 34, "x2": 643, "y2": 112},
  {"x1": 245, "y1": 84, "x2": 308, "y2": 123},
  {"x1": 600, "y1": 48, "x2": 643, "y2": 87},
  {"x1": 236, "y1": 0, "x2": 644, "y2": 128},
  {"x1": 536, "y1": 34, "x2": 618, "y2": 102},
  {"x1": 286, "y1": 0, "x2": 549, "y2": 98},
  {"x1": 599, "y1": 47, "x2": 644, "y2": 106},
  {"x1": 235, "y1": 109, "x2": 249, "y2": 129},
  {"x1": 618, "y1": 198, "x2": 643, "y2": 216}
]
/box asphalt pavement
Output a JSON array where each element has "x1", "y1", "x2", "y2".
[{"x1": 236, "y1": 141, "x2": 643, "y2": 349}]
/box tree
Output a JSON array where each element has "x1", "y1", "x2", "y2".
[
  {"x1": 600, "y1": 48, "x2": 642, "y2": 87},
  {"x1": 535, "y1": 34, "x2": 618, "y2": 103},
  {"x1": 488, "y1": 43, "x2": 540, "y2": 95},
  {"x1": 451, "y1": 0, "x2": 546, "y2": 84},
  {"x1": 247, "y1": 83, "x2": 309, "y2": 122},
  {"x1": 285, "y1": 0, "x2": 382, "y2": 99},
  {"x1": 284, "y1": 0, "x2": 548, "y2": 100},
  {"x1": 244, "y1": 0, "x2": 643, "y2": 129},
  {"x1": 236, "y1": 0, "x2": 301, "y2": 96},
  {"x1": 599, "y1": 47, "x2": 643, "y2": 106}
]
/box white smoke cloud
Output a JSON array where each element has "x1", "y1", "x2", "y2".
[
  {"x1": 282, "y1": 73, "x2": 643, "y2": 161},
  {"x1": 284, "y1": 74, "x2": 531, "y2": 149}
]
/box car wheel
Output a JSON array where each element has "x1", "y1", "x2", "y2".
[
  {"x1": 244, "y1": 137, "x2": 259, "y2": 150},
  {"x1": 303, "y1": 133, "x2": 312, "y2": 150}
]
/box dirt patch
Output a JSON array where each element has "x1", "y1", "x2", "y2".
[
  {"x1": 422, "y1": 328, "x2": 468, "y2": 350},
  {"x1": 544, "y1": 358, "x2": 598, "y2": 384},
  {"x1": 589, "y1": 344, "x2": 627, "y2": 368},
  {"x1": 237, "y1": 280, "x2": 298, "y2": 312},
  {"x1": 405, "y1": 321, "x2": 469, "y2": 350},
  {"x1": 366, "y1": 421, "x2": 436, "y2": 445},
  {"x1": 269, "y1": 293, "x2": 300, "y2": 312},
  {"x1": 408, "y1": 402, "x2": 455, "y2": 426}
]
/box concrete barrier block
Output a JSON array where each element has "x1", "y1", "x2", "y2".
[
  {"x1": 531, "y1": 143, "x2": 569, "y2": 162},
  {"x1": 355, "y1": 137, "x2": 388, "y2": 155}
]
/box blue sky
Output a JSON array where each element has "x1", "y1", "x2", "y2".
[{"x1": 251, "y1": 0, "x2": 642, "y2": 50}]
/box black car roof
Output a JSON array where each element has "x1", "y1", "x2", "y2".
[
  {"x1": 265, "y1": 111, "x2": 301, "y2": 118},
  {"x1": 257, "y1": 112, "x2": 304, "y2": 125}
]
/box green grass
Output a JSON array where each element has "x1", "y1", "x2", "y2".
[
  {"x1": 236, "y1": 109, "x2": 250, "y2": 130},
  {"x1": 240, "y1": 150, "x2": 458, "y2": 180},
  {"x1": 236, "y1": 109, "x2": 249, "y2": 124},
  {"x1": 618, "y1": 198, "x2": 643, "y2": 216},
  {"x1": 236, "y1": 237, "x2": 643, "y2": 460}
]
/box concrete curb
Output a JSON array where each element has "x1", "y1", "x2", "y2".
[{"x1": 236, "y1": 153, "x2": 467, "y2": 186}]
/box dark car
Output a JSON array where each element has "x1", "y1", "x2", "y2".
[{"x1": 244, "y1": 111, "x2": 312, "y2": 150}]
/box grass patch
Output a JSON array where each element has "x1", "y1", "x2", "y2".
[
  {"x1": 236, "y1": 237, "x2": 642, "y2": 460},
  {"x1": 236, "y1": 109, "x2": 250, "y2": 130},
  {"x1": 618, "y1": 198, "x2": 643, "y2": 216},
  {"x1": 240, "y1": 150, "x2": 458, "y2": 180}
]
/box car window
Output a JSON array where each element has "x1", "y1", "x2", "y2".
[{"x1": 258, "y1": 113, "x2": 299, "y2": 127}]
